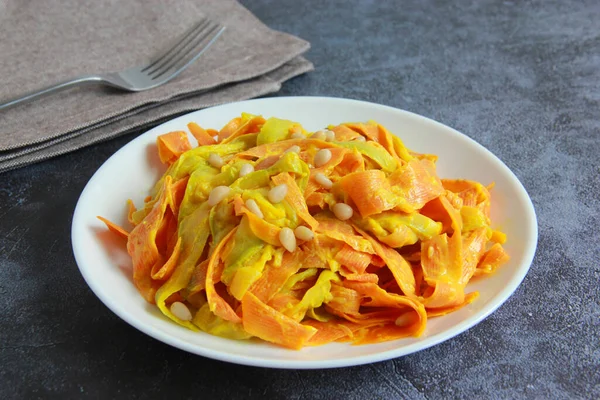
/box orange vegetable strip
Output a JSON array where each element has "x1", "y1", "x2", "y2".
[
  {"x1": 272, "y1": 172, "x2": 319, "y2": 230},
  {"x1": 377, "y1": 123, "x2": 413, "y2": 162},
  {"x1": 304, "y1": 320, "x2": 362, "y2": 345},
  {"x1": 267, "y1": 292, "x2": 301, "y2": 313},
  {"x1": 340, "y1": 281, "x2": 427, "y2": 340},
  {"x1": 297, "y1": 236, "x2": 341, "y2": 270},
  {"x1": 242, "y1": 292, "x2": 317, "y2": 349},
  {"x1": 305, "y1": 192, "x2": 327, "y2": 209},
  {"x1": 334, "y1": 150, "x2": 365, "y2": 176},
  {"x1": 157, "y1": 131, "x2": 192, "y2": 165},
  {"x1": 329, "y1": 125, "x2": 363, "y2": 141},
  {"x1": 343, "y1": 122, "x2": 412, "y2": 163},
  {"x1": 352, "y1": 318, "x2": 423, "y2": 345},
  {"x1": 328, "y1": 308, "x2": 406, "y2": 324},
  {"x1": 343, "y1": 123, "x2": 379, "y2": 141},
  {"x1": 220, "y1": 115, "x2": 266, "y2": 144},
  {"x1": 187, "y1": 122, "x2": 216, "y2": 146},
  {"x1": 303, "y1": 178, "x2": 322, "y2": 202},
  {"x1": 250, "y1": 251, "x2": 303, "y2": 303},
  {"x1": 325, "y1": 305, "x2": 426, "y2": 344},
  {"x1": 419, "y1": 231, "x2": 467, "y2": 308},
  {"x1": 342, "y1": 273, "x2": 379, "y2": 283},
  {"x1": 254, "y1": 155, "x2": 279, "y2": 170},
  {"x1": 205, "y1": 228, "x2": 242, "y2": 323},
  {"x1": 343, "y1": 281, "x2": 412, "y2": 309},
  {"x1": 421, "y1": 232, "x2": 461, "y2": 284},
  {"x1": 420, "y1": 194, "x2": 461, "y2": 234},
  {"x1": 315, "y1": 215, "x2": 375, "y2": 254},
  {"x1": 186, "y1": 259, "x2": 209, "y2": 296},
  {"x1": 460, "y1": 227, "x2": 488, "y2": 285},
  {"x1": 441, "y1": 193, "x2": 463, "y2": 233},
  {"x1": 326, "y1": 283, "x2": 362, "y2": 315},
  {"x1": 153, "y1": 206, "x2": 176, "y2": 258},
  {"x1": 353, "y1": 225, "x2": 417, "y2": 297},
  {"x1": 97, "y1": 216, "x2": 129, "y2": 239},
  {"x1": 335, "y1": 244, "x2": 372, "y2": 273},
  {"x1": 217, "y1": 117, "x2": 242, "y2": 142},
  {"x1": 127, "y1": 176, "x2": 174, "y2": 302},
  {"x1": 170, "y1": 177, "x2": 189, "y2": 217},
  {"x1": 474, "y1": 243, "x2": 510, "y2": 277},
  {"x1": 442, "y1": 179, "x2": 491, "y2": 218},
  {"x1": 427, "y1": 291, "x2": 479, "y2": 317},
  {"x1": 151, "y1": 237, "x2": 182, "y2": 280},
  {"x1": 389, "y1": 159, "x2": 445, "y2": 210},
  {"x1": 339, "y1": 170, "x2": 397, "y2": 217},
  {"x1": 345, "y1": 122, "x2": 395, "y2": 159},
  {"x1": 247, "y1": 214, "x2": 281, "y2": 246}
]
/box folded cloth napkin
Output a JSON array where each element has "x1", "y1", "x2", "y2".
[{"x1": 0, "y1": 0, "x2": 313, "y2": 172}]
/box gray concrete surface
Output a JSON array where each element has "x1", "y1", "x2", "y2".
[{"x1": 1, "y1": 0, "x2": 598, "y2": 398}]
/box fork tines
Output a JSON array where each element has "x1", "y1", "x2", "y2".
[{"x1": 142, "y1": 17, "x2": 225, "y2": 80}]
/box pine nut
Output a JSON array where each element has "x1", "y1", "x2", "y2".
[
  {"x1": 207, "y1": 186, "x2": 231, "y2": 206},
  {"x1": 314, "y1": 172, "x2": 333, "y2": 189},
  {"x1": 284, "y1": 145, "x2": 301, "y2": 154},
  {"x1": 291, "y1": 132, "x2": 305, "y2": 139},
  {"x1": 294, "y1": 226, "x2": 314, "y2": 241},
  {"x1": 279, "y1": 227, "x2": 297, "y2": 252},
  {"x1": 268, "y1": 184, "x2": 288, "y2": 204},
  {"x1": 245, "y1": 199, "x2": 264, "y2": 219},
  {"x1": 324, "y1": 129, "x2": 335, "y2": 142},
  {"x1": 170, "y1": 301, "x2": 192, "y2": 321},
  {"x1": 355, "y1": 135, "x2": 366, "y2": 142},
  {"x1": 311, "y1": 131, "x2": 326, "y2": 140},
  {"x1": 208, "y1": 152, "x2": 224, "y2": 168},
  {"x1": 395, "y1": 313, "x2": 411, "y2": 327},
  {"x1": 332, "y1": 203, "x2": 353, "y2": 221},
  {"x1": 239, "y1": 163, "x2": 254, "y2": 177},
  {"x1": 314, "y1": 149, "x2": 332, "y2": 167}
]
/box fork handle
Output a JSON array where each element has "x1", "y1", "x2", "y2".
[{"x1": 0, "y1": 75, "x2": 105, "y2": 111}]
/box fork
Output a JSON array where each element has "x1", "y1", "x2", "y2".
[{"x1": 0, "y1": 18, "x2": 225, "y2": 111}]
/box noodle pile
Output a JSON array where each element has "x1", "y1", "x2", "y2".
[{"x1": 99, "y1": 113, "x2": 509, "y2": 349}]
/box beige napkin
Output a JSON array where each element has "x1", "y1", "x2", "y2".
[{"x1": 0, "y1": 0, "x2": 313, "y2": 172}]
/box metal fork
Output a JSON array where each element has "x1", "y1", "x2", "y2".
[{"x1": 0, "y1": 18, "x2": 225, "y2": 111}]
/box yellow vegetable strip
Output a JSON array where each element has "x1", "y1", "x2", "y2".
[
  {"x1": 205, "y1": 227, "x2": 243, "y2": 323},
  {"x1": 272, "y1": 172, "x2": 319, "y2": 230}
]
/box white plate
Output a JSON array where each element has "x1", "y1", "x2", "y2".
[{"x1": 72, "y1": 97, "x2": 537, "y2": 369}]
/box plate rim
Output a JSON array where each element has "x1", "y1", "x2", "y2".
[{"x1": 71, "y1": 96, "x2": 538, "y2": 369}]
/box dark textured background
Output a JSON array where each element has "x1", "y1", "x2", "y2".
[{"x1": 1, "y1": 0, "x2": 598, "y2": 398}]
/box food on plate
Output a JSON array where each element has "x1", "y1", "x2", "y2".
[{"x1": 99, "y1": 113, "x2": 509, "y2": 349}]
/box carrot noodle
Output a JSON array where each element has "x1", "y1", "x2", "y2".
[{"x1": 98, "y1": 114, "x2": 509, "y2": 349}]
